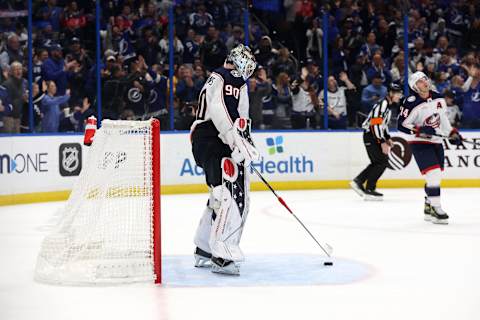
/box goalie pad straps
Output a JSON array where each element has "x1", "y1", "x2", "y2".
[
  {"x1": 209, "y1": 157, "x2": 249, "y2": 262},
  {"x1": 225, "y1": 118, "x2": 260, "y2": 166}
]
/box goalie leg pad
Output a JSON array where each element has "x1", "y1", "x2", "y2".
[{"x1": 209, "y1": 157, "x2": 249, "y2": 262}]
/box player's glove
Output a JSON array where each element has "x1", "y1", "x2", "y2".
[
  {"x1": 415, "y1": 125, "x2": 436, "y2": 139},
  {"x1": 448, "y1": 128, "x2": 463, "y2": 146},
  {"x1": 225, "y1": 118, "x2": 260, "y2": 166}
]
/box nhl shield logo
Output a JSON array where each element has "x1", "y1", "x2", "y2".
[{"x1": 59, "y1": 143, "x2": 82, "y2": 176}]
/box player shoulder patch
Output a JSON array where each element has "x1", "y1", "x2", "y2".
[
  {"x1": 230, "y1": 70, "x2": 242, "y2": 78},
  {"x1": 407, "y1": 96, "x2": 416, "y2": 103},
  {"x1": 207, "y1": 75, "x2": 215, "y2": 86}
]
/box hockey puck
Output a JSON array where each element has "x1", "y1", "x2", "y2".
[{"x1": 324, "y1": 261, "x2": 333, "y2": 266}]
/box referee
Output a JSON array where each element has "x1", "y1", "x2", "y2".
[{"x1": 350, "y1": 83, "x2": 403, "y2": 200}]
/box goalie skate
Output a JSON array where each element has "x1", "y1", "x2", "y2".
[
  {"x1": 211, "y1": 257, "x2": 240, "y2": 276},
  {"x1": 194, "y1": 247, "x2": 212, "y2": 268}
]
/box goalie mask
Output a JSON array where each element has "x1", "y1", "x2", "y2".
[
  {"x1": 226, "y1": 44, "x2": 257, "y2": 81},
  {"x1": 408, "y1": 71, "x2": 431, "y2": 93}
]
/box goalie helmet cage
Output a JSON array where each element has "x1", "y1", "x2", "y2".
[{"x1": 34, "y1": 119, "x2": 161, "y2": 285}]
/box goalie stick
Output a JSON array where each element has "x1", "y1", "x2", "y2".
[{"x1": 251, "y1": 166, "x2": 333, "y2": 257}]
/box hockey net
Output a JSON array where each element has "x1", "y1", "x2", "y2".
[{"x1": 35, "y1": 119, "x2": 161, "y2": 285}]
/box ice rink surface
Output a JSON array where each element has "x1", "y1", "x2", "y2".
[{"x1": 1, "y1": 188, "x2": 479, "y2": 320}]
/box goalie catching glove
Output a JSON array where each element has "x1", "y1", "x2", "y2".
[{"x1": 224, "y1": 118, "x2": 260, "y2": 166}]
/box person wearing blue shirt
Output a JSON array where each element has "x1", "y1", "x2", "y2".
[
  {"x1": 41, "y1": 81, "x2": 70, "y2": 132},
  {"x1": 361, "y1": 73, "x2": 387, "y2": 112},
  {"x1": 41, "y1": 44, "x2": 77, "y2": 96}
]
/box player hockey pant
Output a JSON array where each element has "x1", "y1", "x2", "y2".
[
  {"x1": 191, "y1": 135, "x2": 249, "y2": 262},
  {"x1": 355, "y1": 132, "x2": 389, "y2": 190}
]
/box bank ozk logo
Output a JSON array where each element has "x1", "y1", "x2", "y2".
[
  {"x1": 266, "y1": 136, "x2": 284, "y2": 155},
  {"x1": 387, "y1": 137, "x2": 412, "y2": 170},
  {"x1": 59, "y1": 143, "x2": 82, "y2": 176}
]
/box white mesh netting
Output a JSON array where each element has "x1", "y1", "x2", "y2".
[{"x1": 35, "y1": 120, "x2": 159, "y2": 285}]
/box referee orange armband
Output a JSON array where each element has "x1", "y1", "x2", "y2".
[{"x1": 370, "y1": 117, "x2": 383, "y2": 125}]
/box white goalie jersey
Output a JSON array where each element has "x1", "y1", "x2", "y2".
[{"x1": 190, "y1": 66, "x2": 249, "y2": 145}]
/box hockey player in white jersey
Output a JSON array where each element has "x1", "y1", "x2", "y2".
[
  {"x1": 398, "y1": 71, "x2": 463, "y2": 224},
  {"x1": 190, "y1": 44, "x2": 259, "y2": 275}
]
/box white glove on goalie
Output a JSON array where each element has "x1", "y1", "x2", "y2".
[{"x1": 224, "y1": 118, "x2": 260, "y2": 166}]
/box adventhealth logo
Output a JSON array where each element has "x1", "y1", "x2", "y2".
[
  {"x1": 266, "y1": 136, "x2": 284, "y2": 155},
  {"x1": 180, "y1": 135, "x2": 314, "y2": 176}
]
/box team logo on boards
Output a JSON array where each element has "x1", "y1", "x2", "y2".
[
  {"x1": 266, "y1": 136, "x2": 284, "y2": 155},
  {"x1": 59, "y1": 143, "x2": 82, "y2": 176},
  {"x1": 387, "y1": 137, "x2": 412, "y2": 171}
]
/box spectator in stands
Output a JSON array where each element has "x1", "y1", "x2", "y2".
[
  {"x1": 21, "y1": 81, "x2": 45, "y2": 133},
  {"x1": 226, "y1": 26, "x2": 244, "y2": 53},
  {"x1": 146, "y1": 63, "x2": 169, "y2": 129},
  {"x1": 137, "y1": 27, "x2": 160, "y2": 67},
  {"x1": 0, "y1": 84, "x2": 13, "y2": 133},
  {"x1": 249, "y1": 66, "x2": 272, "y2": 129},
  {"x1": 200, "y1": 26, "x2": 227, "y2": 71},
  {"x1": 306, "y1": 59, "x2": 323, "y2": 95},
  {"x1": 366, "y1": 53, "x2": 392, "y2": 85},
  {"x1": 33, "y1": 48, "x2": 48, "y2": 85},
  {"x1": 461, "y1": 64, "x2": 480, "y2": 128},
  {"x1": 102, "y1": 64, "x2": 127, "y2": 119},
  {"x1": 176, "y1": 65, "x2": 198, "y2": 105},
  {"x1": 272, "y1": 47, "x2": 296, "y2": 79},
  {"x1": 291, "y1": 67, "x2": 317, "y2": 129},
  {"x1": 58, "y1": 97, "x2": 90, "y2": 132},
  {"x1": 444, "y1": 90, "x2": 461, "y2": 128},
  {"x1": 331, "y1": 36, "x2": 348, "y2": 75},
  {"x1": 254, "y1": 36, "x2": 277, "y2": 71},
  {"x1": 189, "y1": 2, "x2": 214, "y2": 36},
  {"x1": 159, "y1": 30, "x2": 184, "y2": 65},
  {"x1": 361, "y1": 73, "x2": 387, "y2": 112},
  {"x1": 209, "y1": 0, "x2": 229, "y2": 30},
  {"x1": 40, "y1": 81, "x2": 70, "y2": 132},
  {"x1": 41, "y1": 44, "x2": 78, "y2": 96},
  {"x1": 38, "y1": 0, "x2": 63, "y2": 32},
  {"x1": 272, "y1": 72, "x2": 292, "y2": 129},
  {"x1": 391, "y1": 53, "x2": 408, "y2": 85},
  {"x1": 183, "y1": 29, "x2": 201, "y2": 65},
  {"x1": 0, "y1": 34, "x2": 23, "y2": 74},
  {"x1": 2, "y1": 61, "x2": 26, "y2": 133},
  {"x1": 360, "y1": 32, "x2": 380, "y2": 59},
  {"x1": 319, "y1": 72, "x2": 356, "y2": 129},
  {"x1": 305, "y1": 17, "x2": 323, "y2": 64},
  {"x1": 434, "y1": 71, "x2": 451, "y2": 94},
  {"x1": 348, "y1": 52, "x2": 368, "y2": 126}
]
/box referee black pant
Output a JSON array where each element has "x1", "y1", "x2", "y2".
[{"x1": 354, "y1": 131, "x2": 389, "y2": 191}]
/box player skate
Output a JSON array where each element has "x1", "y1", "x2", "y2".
[
  {"x1": 429, "y1": 206, "x2": 449, "y2": 225},
  {"x1": 423, "y1": 197, "x2": 433, "y2": 221},
  {"x1": 349, "y1": 179, "x2": 365, "y2": 197},
  {"x1": 364, "y1": 189, "x2": 383, "y2": 201}
]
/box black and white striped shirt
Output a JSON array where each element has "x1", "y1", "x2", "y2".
[{"x1": 362, "y1": 98, "x2": 391, "y2": 142}]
